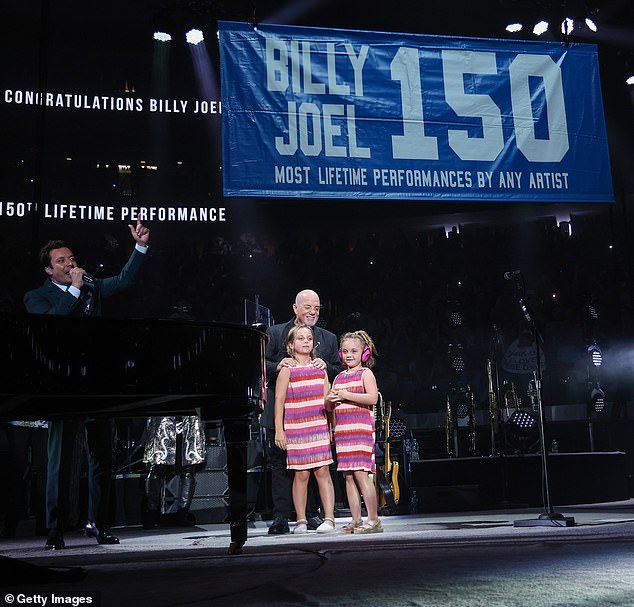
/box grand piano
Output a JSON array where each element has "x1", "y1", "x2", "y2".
[{"x1": 0, "y1": 312, "x2": 266, "y2": 554}]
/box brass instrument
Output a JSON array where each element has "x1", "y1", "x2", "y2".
[
  {"x1": 468, "y1": 387, "x2": 477, "y2": 455},
  {"x1": 445, "y1": 394, "x2": 454, "y2": 457},
  {"x1": 527, "y1": 375, "x2": 538, "y2": 411},
  {"x1": 503, "y1": 382, "x2": 521, "y2": 412},
  {"x1": 487, "y1": 360, "x2": 499, "y2": 432},
  {"x1": 487, "y1": 359, "x2": 499, "y2": 455}
]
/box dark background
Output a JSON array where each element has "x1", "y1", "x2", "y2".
[{"x1": 1, "y1": 0, "x2": 633, "y2": 450}]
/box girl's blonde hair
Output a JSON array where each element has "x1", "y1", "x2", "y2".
[
  {"x1": 339, "y1": 330, "x2": 377, "y2": 369},
  {"x1": 286, "y1": 324, "x2": 317, "y2": 360}
]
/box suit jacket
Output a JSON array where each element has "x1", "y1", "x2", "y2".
[
  {"x1": 261, "y1": 319, "x2": 341, "y2": 428},
  {"x1": 24, "y1": 247, "x2": 146, "y2": 316}
]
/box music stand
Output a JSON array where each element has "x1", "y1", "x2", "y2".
[
  {"x1": 244, "y1": 295, "x2": 273, "y2": 328},
  {"x1": 510, "y1": 279, "x2": 575, "y2": 528}
]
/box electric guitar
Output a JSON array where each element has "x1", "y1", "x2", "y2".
[
  {"x1": 391, "y1": 432, "x2": 401, "y2": 506},
  {"x1": 384, "y1": 400, "x2": 401, "y2": 506},
  {"x1": 376, "y1": 395, "x2": 399, "y2": 508}
]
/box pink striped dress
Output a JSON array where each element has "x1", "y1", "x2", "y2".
[
  {"x1": 284, "y1": 365, "x2": 333, "y2": 470},
  {"x1": 333, "y1": 369, "x2": 376, "y2": 473}
]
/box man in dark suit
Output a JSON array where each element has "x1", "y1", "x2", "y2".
[
  {"x1": 24, "y1": 219, "x2": 149, "y2": 549},
  {"x1": 263, "y1": 289, "x2": 341, "y2": 534}
]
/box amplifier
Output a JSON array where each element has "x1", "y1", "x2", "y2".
[{"x1": 189, "y1": 469, "x2": 229, "y2": 524}]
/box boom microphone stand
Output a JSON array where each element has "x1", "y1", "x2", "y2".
[{"x1": 508, "y1": 274, "x2": 575, "y2": 527}]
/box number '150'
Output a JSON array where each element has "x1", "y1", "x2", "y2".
[{"x1": 392, "y1": 48, "x2": 569, "y2": 162}]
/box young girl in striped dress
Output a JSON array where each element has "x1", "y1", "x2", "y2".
[
  {"x1": 327, "y1": 330, "x2": 382, "y2": 533},
  {"x1": 274, "y1": 324, "x2": 336, "y2": 534}
]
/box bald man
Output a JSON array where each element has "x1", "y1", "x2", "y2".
[{"x1": 263, "y1": 289, "x2": 341, "y2": 534}]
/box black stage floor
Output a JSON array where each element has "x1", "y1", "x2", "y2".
[{"x1": 3, "y1": 499, "x2": 634, "y2": 607}]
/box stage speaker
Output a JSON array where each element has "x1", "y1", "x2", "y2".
[
  {"x1": 189, "y1": 468, "x2": 229, "y2": 523},
  {"x1": 185, "y1": 423, "x2": 266, "y2": 524},
  {"x1": 187, "y1": 436, "x2": 230, "y2": 523},
  {"x1": 206, "y1": 444, "x2": 227, "y2": 470}
]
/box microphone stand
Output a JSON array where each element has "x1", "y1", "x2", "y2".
[{"x1": 513, "y1": 289, "x2": 575, "y2": 528}]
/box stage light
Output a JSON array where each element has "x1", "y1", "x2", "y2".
[
  {"x1": 584, "y1": 17, "x2": 598, "y2": 32},
  {"x1": 559, "y1": 221, "x2": 572, "y2": 237},
  {"x1": 561, "y1": 17, "x2": 574, "y2": 36},
  {"x1": 448, "y1": 345, "x2": 465, "y2": 373},
  {"x1": 590, "y1": 384, "x2": 606, "y2": 413},
  {"x1": 449, "y1": 386, "x2": 471, "y2": 419},
  {"x1": 506, "y1": 409, "x2": 540, "y2": 452},
  {"x1": 533, "y1": 21, "x2": 549, "y2": 36},
  {"x1": 588, "y1": 342, "x2": 603, "y2": 367},
  {"x1": 153, "y1": 31, "x2": 172, "y2": 42},
  {"x1": 505, "y1": 23, "x2": 523, "y2": 33},
  {"x1": 627, "y1": 75, "x2": 634, "y2": 86},
  {"x1": 389, "y1": 415, "x2": 409, "y2": 440},
  {"x1": 454, "y1": 400, "x2": 470, "y2": 419},
  {"x1": 452, "y1": 356, "x2": 465, "y2": 372},
  {"x1": 186, "y1": 29, "x2": 204, "y2": 45},
  {"x1": 445, "y1": 225, "x2": 459, "y2": 238},
  {"x1": 509, "y1": 409, "x2": 537, "y2": 430}
]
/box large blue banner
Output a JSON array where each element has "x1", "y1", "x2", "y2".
[{"x1": 219, "y1": 21, "x2": 614, "y2": 202}]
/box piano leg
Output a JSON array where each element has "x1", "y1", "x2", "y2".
[{"x1": 223, "y1": 416, "x2": 250, "y2": 555}]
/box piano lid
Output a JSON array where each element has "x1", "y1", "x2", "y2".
[{"x1": 0, "y1": 312, "x2": 266, "y2": 420}]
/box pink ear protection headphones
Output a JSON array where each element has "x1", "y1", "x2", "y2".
[{"x1": 339, "y1": 344, "x2": 371, "y2": 362}]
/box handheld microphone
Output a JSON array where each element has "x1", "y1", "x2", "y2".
[
  {"x1": 503, "y1": 270, "x2": 521, "y2": 280},
  {"x1": 519, "y1": 298, "x2": 532, "y2": 323},
  {"x1": 82, "y1": 273, "x2": 96, "y2": 286}
]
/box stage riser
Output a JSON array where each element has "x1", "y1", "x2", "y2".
[{"x1": 409, "y1": 452, "x2": 629, "y2": 511}]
